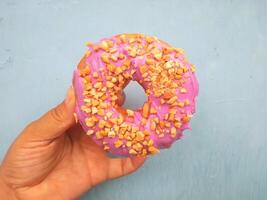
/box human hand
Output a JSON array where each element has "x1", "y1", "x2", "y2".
[{"x1": 0, "y1": 87, "x2": 146, "y2": 200}]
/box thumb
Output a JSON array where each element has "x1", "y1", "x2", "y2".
[{"x1": 22, "y1": 86, "x2": 76, "y2": 140}]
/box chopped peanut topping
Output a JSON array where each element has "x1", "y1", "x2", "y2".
[
  {"x1": 86, "y1": 130, "x2": 94, "y2": 135},
  {"x1": 177, "y1": 102, "x2": 185, "y2": 108},
  {"x1": 119, "y1": 34, "x2": 127, "y2": 43},
  {"x1": 99, "y1": 102, "x2": 108, "y2": 109},
  {"x1": 159, "y1": 121, "x2": 165, "y2": 129},
  {"x1": 84, "y1": 98, "x2": 92, "y2": 104},
  {"x1": 81, "y1": 106, "x2": 91, "y2": 113},
  {"x1": 191, "y1": 64, "x2": 196, "y2": 72},
  {"x1": 182, "y1": 115, "x2": 191, "y2": 123},
  {"x1": 169, "y1": 108, "x2": 177, "y2": 114},
  {"x1": 126, "y1": 141, "x2": 132, "y2": 147},
  {"x1": 129, "y1": 37, "x2": 136, "y2": 44},
  {"x1": 150, "y1": 107, "x2": 157, "y2": 114},
  {"x1": 94, "y1": 82, "x2": 102, "y2": 89},
  {"x1": 114, "y1": 140, "x2": 123, "y2": 148},
  {"x1": 100, "y1": 41, "x2": 109, "y2": 51},
  {"x1": 128, "y1": 48, "x2": 137, "y2": 57},
  {"x1": 86, "y1": 42, "x2": 93, "y2": 47},
  {"x1": 80, "y1": 67, "x2": 90, "y2": 77},
  {"x1": 136, "y1": 131, "x2": 145, "y2": 141},
  {"x1": 91, "y1": 107, "x2": 98, "y2": 114},
  {"x1": 108, "y1": 130, "x2": 116, "y2": 138},
  {"x1": 141, "y1": 149, "x2": 147, "y2": 156},
  {"x1": 148, "y1": 146, "x2": 159, "y2": 154},
  {"x1": 85, "y1": 118, "x2": 95, "y2": 127},
  {"x1": 165, "y1": 122, "x2": 171, "y2": 127},
  {"x1": 109, "y1": 48, "x2": 117, "y2": 53},
  {"x1": 142, "y1": 102, "x2": 150, "y2": 118},
  {"x1": 104, "y1": 146, "x2": 110, "y2": 150},
  {"x1": 126, "y1": 109, "x2": 134, "y2": 116},
  {"x1": 163, "y1": 91, "x2": 173, "y2": 99},
  {"x1": 171, "y1": 127, "x2": 176, "y2": 135},
  {"x1": 92, "y1": 99, "x2": 99, "y2": 106},
  {"x1": 96, "y1": 131, "x2": 103, "y2": 139},
  {"x1": 106, "y1": 112, "x2": 113, "y2": 118},
  {"x1": 118, "y1": 53, "x2": 125, "y2": 59},
  {"x1": 110, "y1": 55, "x2": 118, "y2": 62},
  {"x1": 184, "y1": 99, "x2": 190, "y2": 106},
  {"x1": 107, "y1": 40, "x2": 113, "y2": 47},
  {"x1": 167, "y1": 96, "x2": 177, "y2": 104},
  {"x1": 175, "y1": 48, "x2": 185, "y2": 54},
  {"x1": 129, "y1": 149, "x2": 137, "y2": 155},
  {"x1": 144, "y1": 130, "x2": 150, "y2": 136},
  {"x1": 146, "y1": 58, "x2": 154, "y2": 65},
  {"x1": 140, "y1": 65, "x2": 147, "y2": 74},
  {"x1": 147, "y1": 139, "x2": 154, "y2": 146},
  {"x1": 97, "y1": 109, "x2": 105, "y2": 116},
  {"x1": 164, "y1": 114, "x2": 169, "y2": 120},
  {"x1": 145, "y1": 36, "x2": 154, "y2": 43},
  {"x1": 115, "y1": 67, "x2": 123, "y2": 74},
  {"x1": 180, "y1": 88, "x2": 187, "y2": 93},
  {"x1": 92, "y1": 72, "x2": 98, "y2": 78},
  {"x1": 101, "y1": 54, "x2": 110, "y2": 63},
  {"x1": 168, "y1": 113, "x2": 175, "y2": 121},
  {"x1": 106, "y1": 81, "x2": 114, "y2": 88},
  {"x1": 141, "y1": 118, "x2": 147, "y2": 126},
  {"x1": 150, "y1": 121, "x2": 156, "y2": 130},
  {"x1": 98, "y1": 120, "x2": 106, "y2": 128}
]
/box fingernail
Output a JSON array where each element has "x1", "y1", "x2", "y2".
[{"x1": 64, "y1": 86, "x2": 75, "y2": 110}]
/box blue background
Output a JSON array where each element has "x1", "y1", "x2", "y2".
[{"x1": 1, "y1": 0, "x2": 267, "y2": 199}]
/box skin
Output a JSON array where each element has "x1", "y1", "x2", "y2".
[{"x1": 0, "y1": 87, "x2": 146, "y2": 200}]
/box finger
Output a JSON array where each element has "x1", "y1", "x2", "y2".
[
  {"x1": 22, "y1": 86, "x2": 76, "y2": 140},
  {"x1": 107, "y1": 156, "x2": 146, "y2": 180},
  {"x1": 116, "y1": 91, "x2": 125, "y2": 106}
]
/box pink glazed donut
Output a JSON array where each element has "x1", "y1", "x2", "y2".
[{"x1": 73, "y1": 33, "x2": 198, "y2": 156}]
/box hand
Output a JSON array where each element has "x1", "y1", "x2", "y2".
[{"x1": 0, "y1": 87, "x2": 146, "y2": 200}]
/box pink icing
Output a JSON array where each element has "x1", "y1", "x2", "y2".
[{"x1": 73, "y1": 34, "x2": 199, "y2": 156}]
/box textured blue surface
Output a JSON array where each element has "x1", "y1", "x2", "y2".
[{"x1": 1, "y1": 0, "x2": 267, "y2": 199}]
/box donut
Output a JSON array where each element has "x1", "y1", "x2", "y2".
[{"x1": 73, "y1": 33, "x2": 198, "y2": 156}]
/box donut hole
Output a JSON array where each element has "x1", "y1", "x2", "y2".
[{"x1": 122, "y1": 80, "x2": 147, "y2": 110}]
